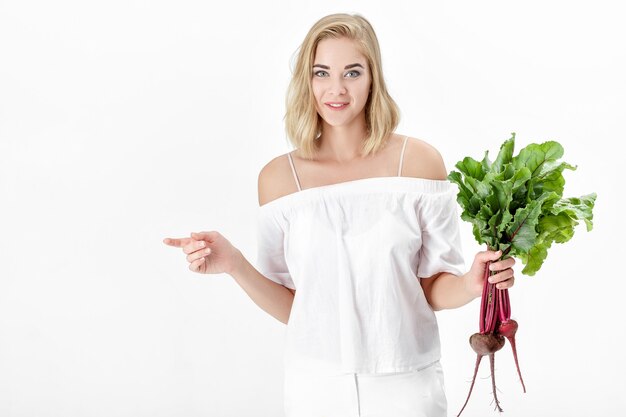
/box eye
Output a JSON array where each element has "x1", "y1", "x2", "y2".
[{"x1": 313, "y1": 70, "x2": 361, "y2": 78}]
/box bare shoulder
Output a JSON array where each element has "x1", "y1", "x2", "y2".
[
  {"x1": 401, "y1": 136, "x2": 448, "y2": 181},
  {"x1": 258, "y1": 152, "x2": 298, "y2": 207}
]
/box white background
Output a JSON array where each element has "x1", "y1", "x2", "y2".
[{"x1": 1, "y1": 1, "x2": 624, "y2": 416}]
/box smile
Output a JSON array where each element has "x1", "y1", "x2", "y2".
[{"x1": 325, "y1": 103, "x2": 349, "y2": 110}]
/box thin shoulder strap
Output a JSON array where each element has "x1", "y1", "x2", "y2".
[
  {"x1": 287, "y1": 152, "x2": 302, "y2": 191},
  {"x1": 397, "y1": 135, "x2": 409, "y2": 176}
]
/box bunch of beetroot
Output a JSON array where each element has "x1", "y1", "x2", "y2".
[
  {"x1": 448, "y1": 133, "x2": 596, "y2": 414},
  {"x1": 455, "y1": 258, "x2": 523, "y2": 415}
]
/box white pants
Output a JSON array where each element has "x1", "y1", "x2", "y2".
[{"x1": 283, "y1": 361, "x2": 447, "y2": 417}]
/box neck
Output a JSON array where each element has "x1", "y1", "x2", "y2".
[{"x1": 317, "y1": 117, "x2": 369, "y2": 163}]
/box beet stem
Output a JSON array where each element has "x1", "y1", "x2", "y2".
[
  {"x1": 484, "y1": 280, "x2": 499, "y2": 334},
  {"x1": 456, "y1": 354, "x2": 483, "y2": 417},
  {"x1": 502, "y1": 288, "x2": 511, "y2": 321},
  {"x1": 479, "y1": 262, "x2": 490, "y2": 333},
  {"x1": 498, "y1": 287, "x2": 507, "y2": 322}
]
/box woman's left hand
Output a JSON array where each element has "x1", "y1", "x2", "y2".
[{"x1": 463, "y1": 248, "x2": 516, "y2": 299}]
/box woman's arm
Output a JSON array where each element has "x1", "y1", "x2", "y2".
[
  {"x1": 229, "y1": 249, "x2": 295, "y2": 324},
  {"x1": 420, "y1": 272, "x2": 475, "y2": 311}
]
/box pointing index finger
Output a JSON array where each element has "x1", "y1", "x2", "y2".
[{"x1": 163, "y1": 237, "x2": 189, "y2": 247}]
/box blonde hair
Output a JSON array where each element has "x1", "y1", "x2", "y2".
[{"x1": 284, "y1": 13, "x2": 401, "y2": 160}]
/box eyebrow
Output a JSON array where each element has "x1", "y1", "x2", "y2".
[{"x1": 312, "y1": 63, "x2": 365, "y2": 70}]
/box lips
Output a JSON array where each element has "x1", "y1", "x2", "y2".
[{"x1": 325, "y1": 102, "x2": 349, "y2": 110}]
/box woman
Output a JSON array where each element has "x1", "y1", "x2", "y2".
[{"x1": 164, "y1": 13, "x2": 515, "y2": 417}]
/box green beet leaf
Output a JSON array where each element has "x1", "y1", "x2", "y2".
[
  {"x1": 493, "y1": 137, "x2": 515, "y2": 173},
  {"x1": 447, "y1": 132, "x2": 597, "y2": 276}
]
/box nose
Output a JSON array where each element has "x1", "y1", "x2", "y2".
[{"x1": 329, "y1": 75, "x2": 347, "y2": 96}]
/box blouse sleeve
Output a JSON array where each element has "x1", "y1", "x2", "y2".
[
  {"x1": 416, "y1": 186, "x2": 466, "y2": 278},
  {"x1": 256, "y1": 208, "x2": 296, "y2": 290}
]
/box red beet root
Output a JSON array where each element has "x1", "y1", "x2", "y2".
[
  {"x1": 496, "y1": 318, "x2": 517, "y2": 338},
  {"x1": 457, "y1": 333, "x2": 506, "y2": 417},
  {"x1": 470, "y1": 332, "x2": 505, "y2": 356},
  {"x1": 497, "y1": 319, "x2": 526, "y2": 393}
]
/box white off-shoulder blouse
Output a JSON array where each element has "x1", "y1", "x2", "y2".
[{"x1": 256, "y1": 148, "x2": 466, "y2": 376}]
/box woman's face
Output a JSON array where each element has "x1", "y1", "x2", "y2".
[{"x1": 311, "y1": 37, "x2": 372, "y2": 128}]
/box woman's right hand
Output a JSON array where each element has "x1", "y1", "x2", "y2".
[{"x1": 163, "y1": 231, "x2": 241, "y2": 275}]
